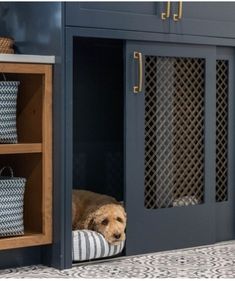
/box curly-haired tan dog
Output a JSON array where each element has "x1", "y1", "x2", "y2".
[{"x1": 72, "y1": 190, "x2": 126, "y2": 245}]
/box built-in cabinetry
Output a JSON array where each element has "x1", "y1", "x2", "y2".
[
  {"x1": 66, "y1": 2, "x2": 235, "y2": 39},
  {"x1": 48, "y1": 1, "x2": 235, "y2": 268},
  {"x1": 1, "y1": 1, "x2": 235, "y2": 271},
  {"x1": 0, "y1": 55, "x2": 53, "y2": 250}
]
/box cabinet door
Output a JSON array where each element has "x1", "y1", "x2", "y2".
[
  {"x1": 215, "y1": 48, "x2": 235, "y2": 242},
  {"x1": 65, "y1": 2, "x2": 169, "y2": 33},
  {"x1": 125, "y1": 41, "x2": 221, "y2": 255},
  {"x1": 170, "y1": 2, "x2": 235, "y2": 38}
]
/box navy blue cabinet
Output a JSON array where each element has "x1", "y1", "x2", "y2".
[
  {"x1": 170, "y1": 2, "x2": 235, "y2": 38},
  {"x1": 125, "y1": 41, "x2": 235, "y2": 255},
  {"x1": 66, "y1": 2, "x2": 235, "y2": 39},
  {"x1": 65, "y1": 2, "x2": 169, "y2": 33}
]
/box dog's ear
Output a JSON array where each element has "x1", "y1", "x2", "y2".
[
  {"x1": 81, "y1": 208, "x2": 97, "y2": 230},
  {"x1": 118, "y1": 201, "x2": 126, "y2": 209},
  {"x1": 117, "y1": 202, "x2": 127, "y2": 219},
  {"x1": 122, "y1": 209, "x2": 127, "y2": 220},
  {"x1": 87, "y1": 218, "x2": 95, "y2": 231}
]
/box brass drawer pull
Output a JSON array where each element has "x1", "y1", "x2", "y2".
[
  {"x1": 161, "y1": 1, "x2": 171, "y2": 20},
  {"x1": 173, "y1": 1, "x2": 183, "y2": 21},
  {"x1": 133, "y1": 52, "x2": 143, "y2": 94}
]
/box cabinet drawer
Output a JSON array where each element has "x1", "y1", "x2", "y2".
[
  {"x1": 65, "y1": 2, "x2": 169, "y2": 34},
  {"x1": 171, "y1": 2, "x2": 235, "y2": 38}
]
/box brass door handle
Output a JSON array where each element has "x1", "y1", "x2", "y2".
[
  {"x1": 173, "y1": 1, "x2": 183, "y2": 21},
  {"x1": 133, "y1": 52, "x2": 143, "y2": 94},
  {"x1": 161, "y1": 2, "x2": 171, "y2": 20}
]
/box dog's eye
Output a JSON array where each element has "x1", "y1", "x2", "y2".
[
  {"x1": 101, "y1": 218, "x2": 109, "y2": 226},
  {"x1": 117, "y1": 217, "x2": 123, "y2": 223}
]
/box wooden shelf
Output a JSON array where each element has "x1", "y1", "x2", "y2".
[
  {"x1": 0, "y1": 62, "x2": 53, "y2": 251},
  {"x1": 0, "y1": 232, "x2": 51, "y2": 250},
  {"x1": 0, "y1": 143, "x2": 42, "y2": 154}
]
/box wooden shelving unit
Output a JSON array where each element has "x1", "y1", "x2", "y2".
[{"x1": 0, "y1": 58, "x2": 53, "y2": 250}]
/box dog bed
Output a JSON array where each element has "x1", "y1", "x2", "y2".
[{"x1": 72, "y1": 230, "x2": 125, "y2": 261}]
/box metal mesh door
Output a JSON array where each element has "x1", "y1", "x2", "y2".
[
  {"x1": 216, "y1": 60, "x2": 229, "y2": 202},
  {"x1": 144, "y1": 56, "x2": 205, "y2": 209}
]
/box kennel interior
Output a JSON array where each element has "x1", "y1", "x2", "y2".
[{"x1": 72, "y1": 37, "x2": 125, "y2": 261}]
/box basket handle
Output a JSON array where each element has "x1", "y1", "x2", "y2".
[
  {"x1": 0, "y1": 166, "x2": 14, "y2": 177},
  {"x1": 1, "y1": 73, "x2": 6, "y2": 81}
]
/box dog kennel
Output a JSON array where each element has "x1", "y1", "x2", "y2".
[
  {"x1": 71, "y1": 37, "x2": 235, "y2": 262},
  {"x1": 72, "y1": 38, "x2": 125, "y2": 261}
]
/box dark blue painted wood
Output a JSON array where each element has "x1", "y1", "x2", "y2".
[
  {"x1": 65, "y1": 26, "x2": 235, "y2": 48},
  {"x1": 125, "y1": 41, "x2": 217, "y2": 255},
  {"x1": 170, "y1": 2, "x2": 235, "y2": 39},
  {"x1": 64, "y1": 28, "x2": 75, "y2": 270},
  {"x1": 215, "y1": 48, "x2": 235, "y2": 242},
  {"x1": 65, "y1": 2, "x2": 169, "y2": 34},
  {"x1": 67, "y1": 2, "x2": 235, "y2": 39},
  {"x1": 0, "y1": 247, "x2": 42, "y2": 270}
]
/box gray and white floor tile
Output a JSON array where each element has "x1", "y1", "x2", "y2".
[{"x1": 1, "y1": 241, "x2": 235, "y2": 278}]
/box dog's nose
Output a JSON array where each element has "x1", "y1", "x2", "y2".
[{"x1": 113, "y1": 233, "x2": 121, "y2": 240}]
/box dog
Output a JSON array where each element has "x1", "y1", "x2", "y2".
[{"x1": 72, "y1": 190, "x2": 127, "y2": 245}]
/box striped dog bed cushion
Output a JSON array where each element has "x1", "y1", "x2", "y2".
[{"x1": 72, "y1": 230, "x2": 125, "y2": 261}]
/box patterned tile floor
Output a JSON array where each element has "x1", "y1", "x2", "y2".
[{"x1": 1, "y1": 241, "x2": 235, "y2": 278}]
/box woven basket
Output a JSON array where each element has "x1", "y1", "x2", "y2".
[
  {"x1": 0, "y1": 48, "x2": 14, "y2": 54},
  {"x1": 0, "y1": 167, "x2": 26, "y2": 237},
  {"x1": 0, "y1": 80, "x2": 20, "y2": 143},
  {"x1": 0, "y1": 37, "x2": 14, "y2": 48}
]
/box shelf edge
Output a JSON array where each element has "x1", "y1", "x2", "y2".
[{"x1": 0, "y1": 143, "x2": 42, "y2": 154}]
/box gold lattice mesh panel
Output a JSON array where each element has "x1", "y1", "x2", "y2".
[
  {"x1": 216, "y1": 60, "x2": 228, "y2": 202},
  {"x1": 144, "y1": 56, "x2": 205, "y2": 209}
]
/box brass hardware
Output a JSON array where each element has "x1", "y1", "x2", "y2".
[
  {"x1": 173, "y1": 1, "x2": 183, "y2": 21},
  {"x1": 133, "y1": 51, "x2": 143, "y2": 93},
  {"x1": 161, "y1": 1, "x2": 171, "y2": 20}
]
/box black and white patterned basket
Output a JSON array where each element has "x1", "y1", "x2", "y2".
[
  {"x1": 0, "y1": 80, "x2": 20, "y2": 143},
  {"x1": 0, "y1": 167, "x2": 26, "y2": 237}
]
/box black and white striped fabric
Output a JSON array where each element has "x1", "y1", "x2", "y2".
[
  {"x1": 0, "y1": 81, "x2": 20, "y2": 143},
  {"x1": 72, "y1": 230, "x2": 125, "y2": 261},
  {"x1": 0, "y1": 167, "x2": 26, "y2": 237}
]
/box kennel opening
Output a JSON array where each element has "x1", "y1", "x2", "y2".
[{"x1": 72, "y1": 37, "x2": 125, "y2": 262}]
